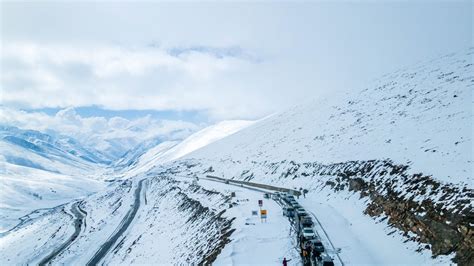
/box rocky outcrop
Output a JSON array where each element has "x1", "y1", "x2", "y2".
[
  {"x1": 145, "y1": 172, "x2": 235, "y2": 265},
  {"x1": 318, "y1": 160, "x2": 473, "y2": 266}
]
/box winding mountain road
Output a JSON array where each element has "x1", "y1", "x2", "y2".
[
  {"x1": 38, "y1": 201, "x2": 86, "y2": 266},
  {"x1": 87, "y1": 179, "x2": 145, "y2": 266}
]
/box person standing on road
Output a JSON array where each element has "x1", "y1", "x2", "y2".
[
  {"x1": 305, "y1": 241, "x2": 312, "y2": 263},
  {"x1": 312, "y1": 248, "x2": 319, "y2": 263},
  {"x1": 302, "y1": 248, "x2": 309, "y2": 264}
]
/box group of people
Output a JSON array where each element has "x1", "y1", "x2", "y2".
[
  {"x1": 282, "y1": 240, "x2": 322, "y2": 266},
  {"x1": 299, "y1": 237, "x2": 322, "y2": 265}
]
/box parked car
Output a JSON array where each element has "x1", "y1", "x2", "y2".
[
  {"x1": 299, "y1": 217, "x2": 314, "y2": 230},
  {"x1": 263, "y1": 193, "x2": 270, "y2": 199},
  {"x1": 287, "y1": 201, "x2": 297, "y2": 208},
  {"x1": 283, "y1": 207, "x2": 295, "y2": 218},
  {"x1": 285, "y1": 194, "x2": 295, "y2": 202},
  {"x1": 296, "y1": 209, "x2": 309, "y2": 220},
  {"x1": 310, "y1": 239, "x2": 325, "y2": 253},
  {"x1": 320, "y1": 254, "x2": 334, "y2": 266},
  {"x1": 272, "y1": 193, "x2": 279, "y2": 200},
  {"x1": 300, "y1": 228, "x2": 317, "y2": 240}
]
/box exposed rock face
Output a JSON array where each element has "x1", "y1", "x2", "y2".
[
  {"x1": 174, "y1": 188, "x2": 235, "y2": 265},
  {"x1": 318, "y1": 160, "x2": 473, "y2": 266},
  {"x1": 140, "y1": 171, "x2": 236, "y2": 265}
]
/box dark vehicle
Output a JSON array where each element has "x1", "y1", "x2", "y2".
[
  {"x1": 296, "y1": 209, "x2": 309, "y2": 220},
  {"x1": 296, "y1": 207, "x2": 305, "y2": 212},
  {"x1": 299, "y1": 217, "x2": 314, "y2": 230},
  {"x1": 321, "y1": 254, "x2": 334, "y2": 266},
  {"x1": 285, "y1": 194, "x2": 295, "y2": 203},
  {"x1": 264, "y1": 193, "x2": 270, "y2": 199},
  {"x1": 288, "y1": 200, "x2": 298, "y2": 208},
  {"x1": 283, "y1": 207, "x2": 295, "y2": 218},
  {"x1": 311, "y1": 239, "x2": 324, "y2": 253}
]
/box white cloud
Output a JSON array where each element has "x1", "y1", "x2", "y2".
[
  {"x1": 1, "y1": 42, "x2": 269, "y2": 119},
  {"x1": 0, "y1": 107, "x2": 199, "y2": 158},
  {"x1": 1, "y1": 2, "x2": 470, "y2": 120}
]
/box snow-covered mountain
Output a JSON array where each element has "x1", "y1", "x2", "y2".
[
  {"x1": 0, "y1": 126, "x2": 108, "y2": 231},
  {"x1": 115, "y1": 120, "x2": 254, "y2": 177},
  {"x1": 113, "y1": 136, "x2": 167, "y2": 169},
  {"x1": 1, "y1": 125, "x2": 112, "y2": 172},
  {"x1": 188, "y1": 51, "x2": 472, "y2": 185},
  {"x1": 180, "y1": 49, "x2": 473, "y2": 265},
  {"x1": 0, "y1": 120, "x2": 252, "y2": 232},
  {"x1": 1, "y1": 49, "x2": 472, "y2": 265}
]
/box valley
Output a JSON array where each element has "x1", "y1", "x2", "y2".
[{"x1": 0, "y1": 49, "x2": 472, "y2": 265}]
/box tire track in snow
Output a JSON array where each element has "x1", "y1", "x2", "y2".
[
  {"x1": 86, "y1": 179, "x2": 145, "y2": 266},
  {"x1": 38, "y1": 201, "x2": 86, "y2": 266}
]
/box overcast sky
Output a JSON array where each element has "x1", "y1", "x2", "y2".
[{"x1": 1, "y1": 1, "x2": 472, "y2": 140}]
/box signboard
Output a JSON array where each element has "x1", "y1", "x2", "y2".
[
  {"x1": 258, "y1": 200, "x2": 263, "y2": 207},
  {"x1": 260, "y1": 209, "x2": 267, "y2": 218}
]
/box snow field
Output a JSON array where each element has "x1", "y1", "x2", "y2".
[{"x1": 197, "y1": 178, "x2": 301, "y2": 266}]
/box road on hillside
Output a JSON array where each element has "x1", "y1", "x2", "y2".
[
  {"x1": 87, "y1": 179, "x2": 145, "y2": 266},
  {"x1": 38, "y1": 201, "x2": 87, "y2": 266},
  {"x1": 202, "y1": 175, "x2": 344, "y2": 266}
]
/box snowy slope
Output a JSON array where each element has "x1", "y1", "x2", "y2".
[
  {"x1": 0, "y1": 126, "x2": 108, "y2": 232},
  {"x1": 159, "y1": 120, "x2": 255, "y2": 162},
  {"x1": 113, "y1": 137, "x2": 166, "y2": 169},
  {"x1": 0, "y1": 50, "x2": 471, "y2": 266},
  {"x1": 180, "y1": 49, "x2": 473, "y2": 264},
  {"x1": 0, "y1": 126, "x2": 111, "y2": 173},
  {"x1": 188, "y1": 50, "x2": 472, "y2": 185},
  {"x1": 0, "y1": 163, "x2": 104, "y2": 232},
  {"x1": 118, "y1": 120, "x2": 254, "y2": 177},
  {"x1": 0, "y1": 163, "x2": 234, "y2": 265}
]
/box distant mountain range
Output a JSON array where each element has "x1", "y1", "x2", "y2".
[{"x1": 1, "y1": 49, "x2": 472, "y2": 265}]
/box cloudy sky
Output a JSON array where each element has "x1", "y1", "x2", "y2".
[{"x1": 1, "y1": 1, "x2": 472, "y2": 147}]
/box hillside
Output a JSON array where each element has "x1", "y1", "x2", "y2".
[
  {"x1": 0, "y1": 50, "x2": 472, "y2": 265},
  {"x1": 181, "y1": 49, "x2": 473, "y2": 265},
  {"x1": 1, "y1": 126, "x2": 112, "y2": 172},
  {"x1": 189, "y1": 50, "x2": 472, "y2": 185},
  {"x1": 115, "y1": 120, "x2": 254, "y2": 177},
  {"x1": 0, "y1": 126, "x2": 108, "y2": 231},
  {"x1": 0, "y1": 120, "x2": 252, "y2": 233}
]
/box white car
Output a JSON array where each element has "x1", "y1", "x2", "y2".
[{"x1": 300, "y1": 228, "x2": 317, "y2": 240}]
